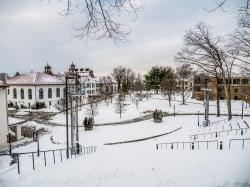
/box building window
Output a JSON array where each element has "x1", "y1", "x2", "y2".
[
  {"x1": 56, "y1": 88, "x2": 60, "y2": 97},
  {"x1": 7, "y1": 89, "x2": 9, "y2": 95},
  {"x1": 241, "y1": 79, "x2": 249, "y2": 85},
  {"x1": 20, "y1": 88, "x2": 24, "y2": 99},
  {"x1": 92, "y1": 83, "x2": 95, "y2": 88},
  {"x1": 234, "y1": 88, "x2": 238, "y2": 93},
  {"x1": 28, "y1": 89, "x2": 32, "y2": 100},
  {"x1": 39, "y1": 88, "x2": 44, "y2": 99},
  {"x1": 233, "y1": 79, "x2": 240, "y2": 84},
  {"x1": 13, "y1": 88, "x2": 17, "y2": 99},
  {"x1": 48, "y1": 88, "x2": 52, "y2": 98}
]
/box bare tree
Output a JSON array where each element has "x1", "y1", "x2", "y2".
[
  {"x1": 228, "y1": 1, "x2": 250, "y2": 72},
  {"x1": 122, "y1": 68, "x2": 135, "y2": 93},
  {"x1": 86, "y1": 96, "x2": 98, "y2": 122},
  {"x1": 133, "y1": 73, "x2": 144, "y2": 93},
  {"x1": 115, "y1": 93, "x2": 126, "y2": 119},
  {"x1": 62, "y1": 0, "x2": 139, "y2": 42},
  {"x1": 111, "y1": 66, "x2": 126, "y2": 91},
  {"x1": 161, "y1": 67, "x2": 176, "y2": 107},
  {"x1": 175, "y1": 23, "x2": 236, "y2": 120},
  {"x1": 175, "y1": 64, "x2": 193, "y2": 105}
]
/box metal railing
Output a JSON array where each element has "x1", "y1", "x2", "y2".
[
  {"x1": 0, "y1": 145, "x2": 97, "y2": 174},
  {"x1": 189, "y1": 128, "x2": 249, "y2": 140},
  {"x1": 229, "y1": 138, "x2": 250, "y2": 149},
  {"x1": 156, "y1": 140, "x2": 219, "y2": 150}
]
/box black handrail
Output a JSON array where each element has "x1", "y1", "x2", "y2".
[
  {"x1": 189, "y1": 127, "x2": 248, "y2": 140},
  {"x1": 0, "y1": 145, "x2": 97, "y2": 174},
  {"x1": 229, "y1": 138, "x2": 250, "y2": 149},
  {"x1": 156, "y1": 140, "x2": 218, "y2": 150}
]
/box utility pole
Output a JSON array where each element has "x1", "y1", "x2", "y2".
[
  {"x1": 241, "y1": 100, "x2": 244, "y2": 119},
  {"x1": 65, "y1": 67, "x2": 87, "y2": 156},
  {"x1": 8, "y1": 133, "x2": 12, "y2": 154}
]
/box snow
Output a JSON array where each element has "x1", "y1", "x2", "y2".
[
  {"x1": 50, "y1": 94, "x2": 250, "y2": 125},
  {"x1": 8, "y1": 117, "x2": 24, "y2": 124},
  {"x1": 0, "y1": 94, "x2": 250, "y2": 187}
]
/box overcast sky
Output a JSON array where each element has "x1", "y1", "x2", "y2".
[{"x1": 0, "y1": 0, "x2": 243, "y2": 76}]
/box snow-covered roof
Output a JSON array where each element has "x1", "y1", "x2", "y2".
[{"x1": 7, "y1": 72, "x2": 64, "y2": 85}]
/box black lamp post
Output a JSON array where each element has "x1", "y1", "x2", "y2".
[
  {"x1": 33, "y1": 130, "x2": 40, "y2": 156},
  {"x1": 198, "y1": 110, "x2": 200, "y2": 126},
  {"x1": 65, "y1": 68, "x2": 85, "y2": 157},
  {"x1": 7, "y1": 133, "x2": 12, "y2": 154},
  {"x1": 241, "y1": 100, "x2": 244, "y2": 119}
]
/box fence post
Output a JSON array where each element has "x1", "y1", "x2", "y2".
[
  {"x1": 44, "y1": 152, "x2": 47, "y2": 167},
  {"x1": 242, "y1": 140, "x2": 245, "y2": 149},
  {"x1": 53, "y1": 150, "x2": 55, "y2": 164},
  {"x1": 32, "y1": 153, "x2": 35, "y2": 170},
  {"x1": 198, "y1": 142, "x2": 199, "y2": 150},
  {"x1": 17, "y1": 154, "x2": 20, "y2": 174},
  {"x1": 60, "y1": 149, "x2": 62, "y2": 162},
  {"x1": 220, "y1": 141, "x2": 223, "y2": 150},
  {"x1": 156, "y1": 144, "x2": 158, "y2": 150},
  {"x1": 207, "y1": 141, "x2": 208, "y2": 149}
]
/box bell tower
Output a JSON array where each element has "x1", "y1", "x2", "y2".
[{"x1": 44, "y1": 63, "x2": 52, "y2": 75}]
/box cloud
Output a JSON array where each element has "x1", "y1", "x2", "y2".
[{"x1": 0, "y1": 0, "x2": 242, "y2": 76}]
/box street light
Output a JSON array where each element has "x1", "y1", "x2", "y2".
[
  {"x1": 241, "y1": 100, "x2": 244, "y2": 119},
  {"x1": 7, "y1": 133, "x2": 12, "y2": 154},
  {"x1": 33, "y1": 130, "x2": 40, "y2": 156},
  {"x1": 65, "y1": 67, "x2": 87, "y2": 158}
]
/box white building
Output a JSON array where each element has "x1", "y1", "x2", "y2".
[
  {"x1": 67, "y1": 63, "x2": 101, "y2": 97},
  {"x1": 0, "y1": 78, "x2": 9, "y2": 147},
  {"x1": 6, "y1": 72, "x2": 65, "y2": 108}
]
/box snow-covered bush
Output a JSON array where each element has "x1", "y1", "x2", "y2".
[
  {"x1": 83, "y1": 117, "x2": 94, "y2": 131},
  {"x1": 153, "y1": 109, "x2": 163, "y2": 123}
]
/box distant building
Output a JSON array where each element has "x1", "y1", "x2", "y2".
[
  {"x1": 6, "y1": 65, "x2": 65, "y2": 108},
  {"x1": 0, "y1": 74, "x2": 9, "y2": 147},
  {"x1": 66, "y1": 63, "x2": 101, "y2": 97},
  {"x1": 175, "y1": 79, "x2": 193, "y2": 91},
  {"x1": 192, "y1": 74, "x2": 250, "y2": 103}
]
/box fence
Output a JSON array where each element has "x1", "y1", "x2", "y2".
[
  {"x1": 0, "y1": 145, "x2": 97, "y2": 174},
  {"x1": 189, "y1": 128, "x2": 249, "y2": 140},
  {"x1": 229, "y1": 138, "x2": 250, "y2": 149},
  {"x1": 156, "y1": 140, "x2": 219, "y2": 150}
]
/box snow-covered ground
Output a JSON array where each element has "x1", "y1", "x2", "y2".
[
  {"x1": 8, "y1": 117, "x2": 24, "y2": 124},
  {"x1": 50, "y1": 94, "x2": 250, "y2": 125},
  {"x1": 1, "y1": 94, "x2": 250, "y2": 187}
]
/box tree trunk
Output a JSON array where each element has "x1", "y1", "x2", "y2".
[
  {"x1": 168, "y1": 92, "x2": 171, "y2": 107},
  {"x1": 215, "y1": 78, "x2": 220, "y2": 117},
  {"x1": 223, "y1": 81, "x2": 232, "y2": 121},
  {"x1": 182, "y1": 80, "x2": 185, "y2": 104}
]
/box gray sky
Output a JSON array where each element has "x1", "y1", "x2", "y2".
[{"x1": 0, "y1": 0, "x2": 243, "y2": 76}]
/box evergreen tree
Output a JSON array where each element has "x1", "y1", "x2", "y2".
[{"x1": 144, "y1": 66, "x2": 167, "y2": 94}]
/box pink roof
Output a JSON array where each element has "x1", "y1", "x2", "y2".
[{"x1": 7, "y1": 72, "x2": 64, "y2": 85}]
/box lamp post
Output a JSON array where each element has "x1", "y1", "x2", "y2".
[
  {"x1": 65, "y1": 67, "x2": 87, "y2": 157},
  {"x1": 7, "y1": 133, "x2": 12, "y2": 154},
  {"x1": 198, "y1": 110, "x2": 200, "y2": 126},
  {"x1": 33, "y1": 130, "x2": 40, "y2": 156},
  {"x1": 241, "y1": 100, "x2": 244, "y2": 119}
]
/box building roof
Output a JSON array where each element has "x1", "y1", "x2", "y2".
[{"x1": 7, "y1": 72, "x2": 64, "y2": 85}]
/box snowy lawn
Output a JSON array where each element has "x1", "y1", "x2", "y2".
[
  {"x1": 1, "y1": 95, "x2": 250, "y2": 187},
  {"x1": 49, "y1": 94, "x2": 250, "y2": 125}
]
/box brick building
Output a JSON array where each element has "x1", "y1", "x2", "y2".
[{"x1": 192, "y1": 74, "x2": 250, "y2": 103}]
